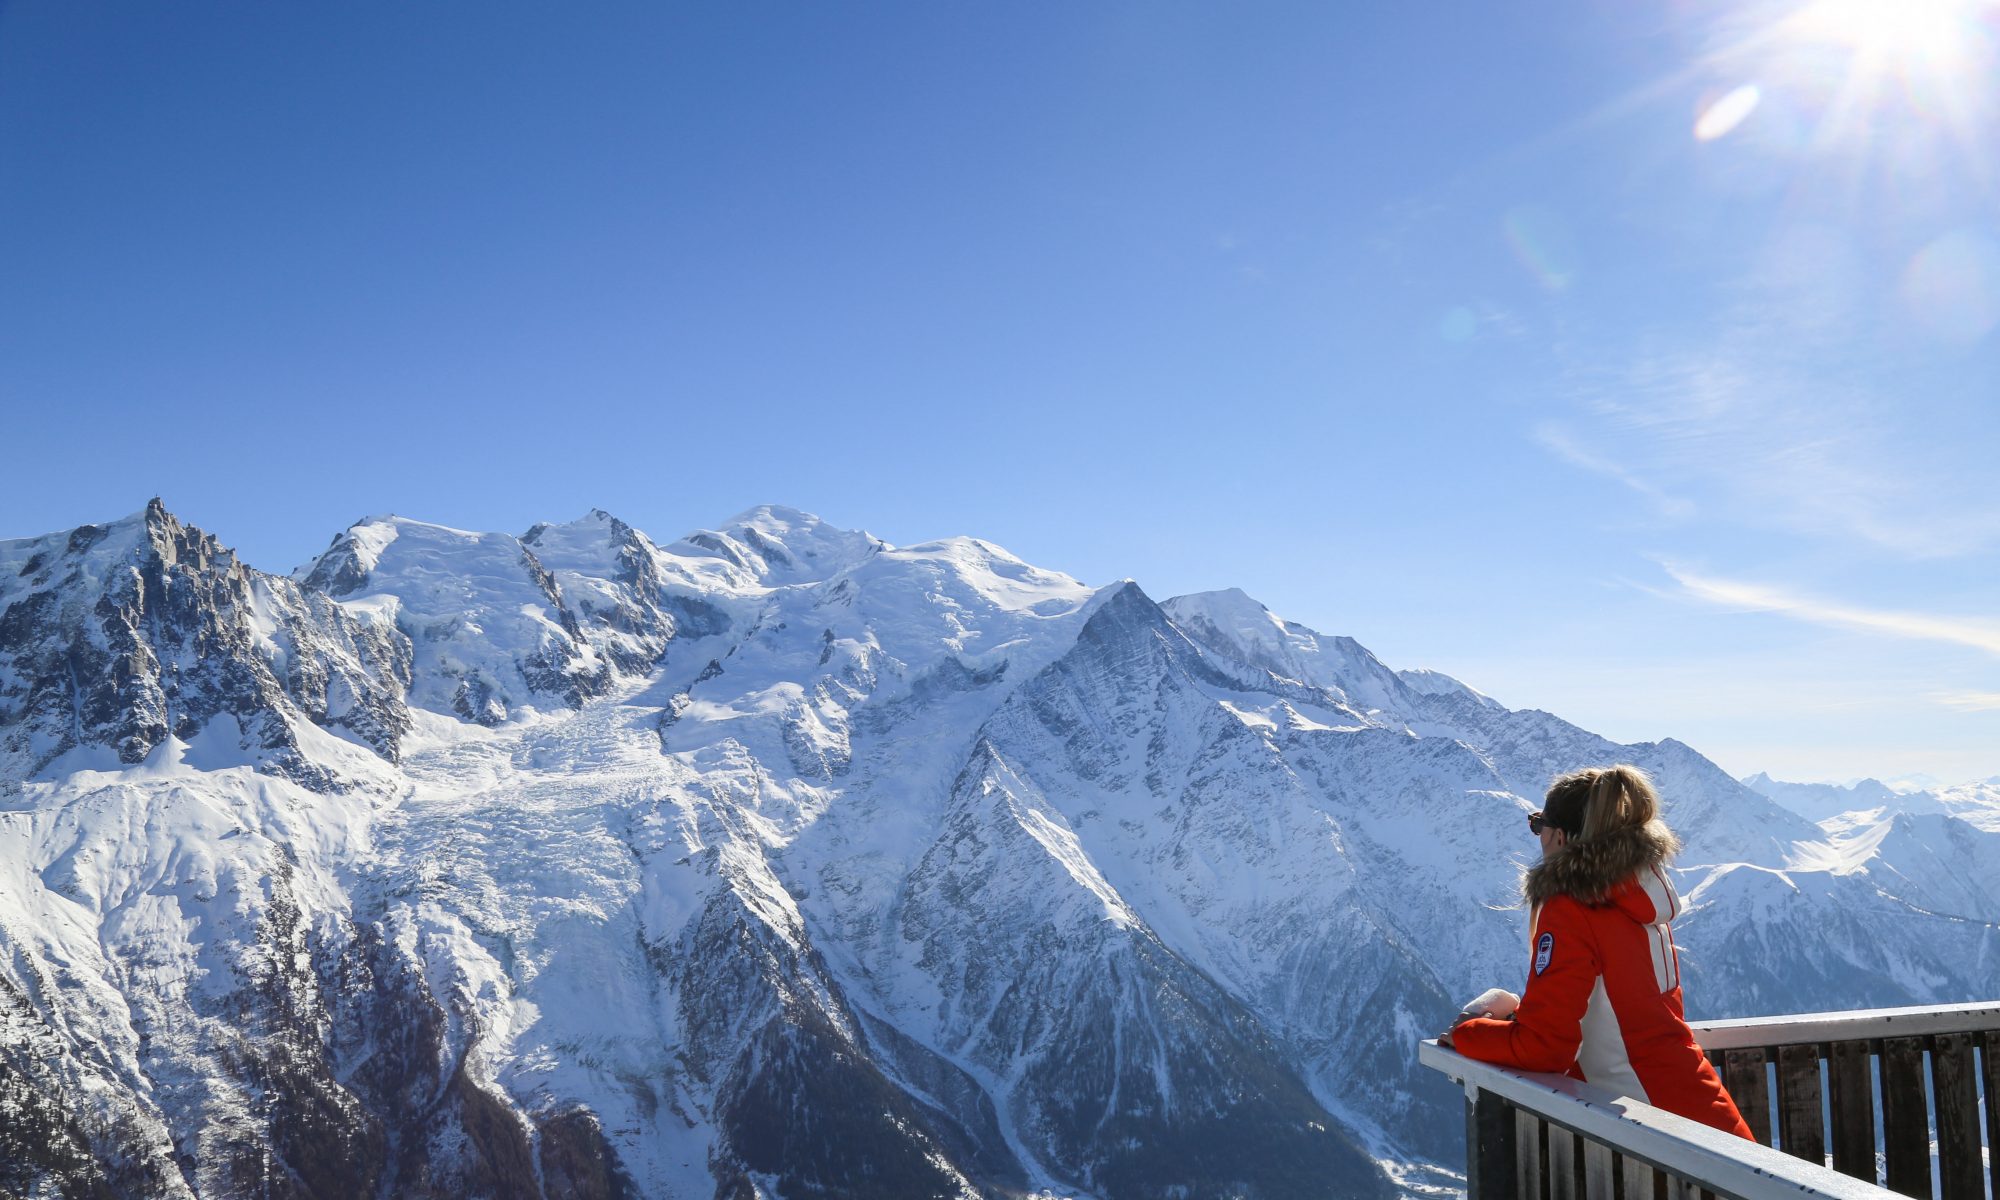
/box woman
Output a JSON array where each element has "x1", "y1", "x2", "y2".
[{"x1": 1443, "y1": 764, "x2": 1753, "y2": 1139}]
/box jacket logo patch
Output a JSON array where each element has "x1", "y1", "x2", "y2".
[{"x1": 1534, "y1": 932, "x2": 1554, "y2": 976}]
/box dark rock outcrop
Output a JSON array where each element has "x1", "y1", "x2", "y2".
[{"x1": 0, "y1": 500, "x2": 411, "y2": 784}]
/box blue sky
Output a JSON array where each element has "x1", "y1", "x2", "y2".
[{"x1": 2, "y1": 0, "x2": 1995, "y2": 784}]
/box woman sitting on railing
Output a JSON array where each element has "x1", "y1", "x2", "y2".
[{"x1": 1441, "y1": 765, "x2": 1754, "y2": 1139}]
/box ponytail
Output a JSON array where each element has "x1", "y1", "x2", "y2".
[
  {"x1": 1542, "y1": 763, "x2": 1665, "y2": 842},
  {"x1": 1581, "y1": 764, "x2": 1659, "y2": 839}
]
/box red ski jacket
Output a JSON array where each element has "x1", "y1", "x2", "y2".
[{"x1": 1451, "y1": 843, "x2": 1753, "y2": 1140}]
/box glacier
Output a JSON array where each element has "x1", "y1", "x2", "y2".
[{"x1": 1, "y1": 499, "x2": 1995, "y2": 1199}]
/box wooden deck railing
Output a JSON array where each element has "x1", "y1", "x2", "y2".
[
  {"x1": 1420, "y1": 1001, "x2": 2000, "y2": 1200},
  {"x1": 1691, "y1": 1002, "x2": 2000, "y2": 1200}
]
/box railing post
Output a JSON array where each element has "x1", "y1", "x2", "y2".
[
  {"x1": 1879, "y1": 1036, "x2": 1929, "y2": 1198},
  {"x1": 1775, "y1": 1044, "x2": 1826, "y2": 1164},
  {"x1": 1518, "y1": 1107, "x2": 1547, "y2": 1200},
  {"x1": 1548, "y1": 1125, "x2": 1580, "y2": 1200},
  {"x1": 1467, "y1": 1087, "x2": 1519, "y2": 1200},
  {"x1": 1928, "y1": 1032, "x2": 1981, "y2": 1200},
  {"x1": 1721, "y1": 1048, "x2": 1772, "y2": 1145},
  {"x1": 1983, "y1": 1031, "x2": 2000, "y2": 1200},
  {"x1": 1582, "y1": 1139, "x2": 1616, "y2": 1200},
  {"x1": 1826, "y1": 1040, "x2": 1875, "y2": 1181}
]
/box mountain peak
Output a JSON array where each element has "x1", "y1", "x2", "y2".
[
  {"x1": 719, "y1": 502, "x2": 828, "y2": 530},
  {"x1": 1, "y1": 500, "x2": 227, "y2": 599},
  {"x1": 1168, "y1": 586, "x2": 1268, "y2": 616},
  {"x1": 672, "y1": 505, "x2": 884, "y2": 588},
  {"x1": 523, "y1": 508, "x2": 633, "y2": 547},
  {"x1": 1395, "y1": 665, "x2": 1503, "y2": 709},
  {"x1": 0, "y1": 499, "x2": 410, "y2": 779},
  {"x1": 715, "y1": 505, "x2": 883, "y2": 557}
]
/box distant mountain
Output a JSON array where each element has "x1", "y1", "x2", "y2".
[
  {"x1": 1740, "y1": 772, "x2": 1934, "y2": 823},
  {"x1": 1937, "y1": 779, "x2": 2000, "y2": 831},
  {"x1": 1743, "y1": 770, "x2": 2000, "y2": 832},
  {"x1": 2, "y1": 502, "x2": 1996, "y2": 1200}
]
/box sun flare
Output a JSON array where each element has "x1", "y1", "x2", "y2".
[
  {"x1": 1696, "y1": 0, "x2": 2000, "y2": 173},
  {"x1": 1793, "y1": 0, "x2": 1976, "y2": 63},
  {"x1": 1783, "y1": 0, "x2": 1995, "y2": 81}
]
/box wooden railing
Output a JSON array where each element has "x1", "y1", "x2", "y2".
[
  {"x1": 1691, "y1": 1002, "x2": 2000, "y2": 1200},
  {"x1": 1420, "y1": 1001, "x2": 2000, "y2": 1200}
]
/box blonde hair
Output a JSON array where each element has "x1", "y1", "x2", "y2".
[{"x1": 1543, "y1": 763, "x2": 1663, "y2": 841}]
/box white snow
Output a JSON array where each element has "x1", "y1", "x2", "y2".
[{"x1": 4, "y1": 503, "x2": 1996, "y2": 1199}]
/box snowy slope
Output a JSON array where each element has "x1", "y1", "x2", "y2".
[
  {"x1": 296, "y1": 515, "x2": 619, "y2": 725},
  {"x1": 1937, "y1": 778, "x2": 2000, "y2": 831},
  {"x1": 2, "y1": 503, "x2": 1996, "y2": 1200}
]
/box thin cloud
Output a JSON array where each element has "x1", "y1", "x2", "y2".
[
  {"x1": 1933, "y1": 690, "x2": 2000, "y2": 712},
  {"x1": 1534, "y1": 422, "x2": 1696, "y2": 518},
  {"x1": 1662, "y1": 562, "x2": 2000, "y2": 656},
  {"x1": 1548, "y1": 223, "x2": 2000, "y2": 561},
  {"x1": 1567, "y1": 342, "x2": 2000, "y2": 558},
  {"x1": 1473, "y1": 302, "x2": 1529, "y2": 340}
]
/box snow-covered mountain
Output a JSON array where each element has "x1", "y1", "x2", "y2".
[
  {"x1": 1739, "y1": 772, "x2": 1934, "y2": 823},
  {"x1": 1744, "y1": 769, "x2": 2000, "y2": 831},
  {"x1": 1938, "y1": 779, "x2": 2000, "y2": 831},
  {"x1": 1742, "y1": 771, "x2": 1896, "y2": 817},
  {"x1": 2, "y1": 501, "x2": 1996, "y2": 1200}
]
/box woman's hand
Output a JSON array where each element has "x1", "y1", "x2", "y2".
[
  {"x1": 1461, "y1": 988, "x2": 1521, "y2": 1020},
  {"x1": 1440, "y1": 989, "x2": 1519, "y2": 1051}
]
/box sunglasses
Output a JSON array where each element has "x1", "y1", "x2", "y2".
[{"x1": 1527, "y1": 810, "x2": 1547, "y2": 835}]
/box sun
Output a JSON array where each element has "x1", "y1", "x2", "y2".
[
  {"x1": 1692, "y1": 0, "x2": 2000, "y2": 169},
  {"x1": 1782, "y1": 0, "x2": 1994, "y2": 83},
  {"x1": 1792, "y1": 0, "x2": 1976, "y2": 64}
]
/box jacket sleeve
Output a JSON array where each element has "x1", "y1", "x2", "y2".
[{"x1": 1451, "y1": 898, "x2": 1599, "y2": 1073}]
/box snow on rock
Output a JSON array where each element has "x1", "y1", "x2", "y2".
[
  {"x1": 1395, "y1": 667, "x2": 1504, "y2": 710},
  {"x1": 3, "y1": 501, "x2": 1997, "y2": 1200},
  {"x1": 0, "y1": 500, "x2": 410, "y2": 787},
  {"x1": 1162, "y1": 588, "x2": 1414, "y2": 716},
  {"x1": 665, "y1": 504, "x2": 887, "y2": 592},
  {"x1": 1937, "y1": 778, "x2": 2000, "y2": 831},
  {"x1": 297, "y1": 515, "x2": 614, "y2": 726}
]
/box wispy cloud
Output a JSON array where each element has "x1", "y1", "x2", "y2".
[
  {"x1": 1933, "y1": 690, "x2": 2000, "y2": 712},
  {"x1": 1544, "y1": 225, "x2": 2000, "y2": 561},
  {"x1": 1662, "y1": 562, "x2": 2000, "y2": 656},
  {"x1": 1534, "y1": 422, "x2": 1695, "y2": 518}
]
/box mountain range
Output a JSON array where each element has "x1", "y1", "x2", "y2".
[
  {"x1": 2, "y1": 500, "x2": 1995, "y2": 1200},
  {"x1": 1742, "y1": 770, "x2": 2000, "y2": 829}
]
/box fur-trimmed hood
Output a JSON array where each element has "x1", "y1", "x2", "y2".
[{"x1": 1524, "y1": 820, "x2": 1681, "y2": 908}]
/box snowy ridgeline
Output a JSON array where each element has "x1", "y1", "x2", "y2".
[{"x1": 1, "y1": 499, "x2": 1996, "y2": 1200}]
